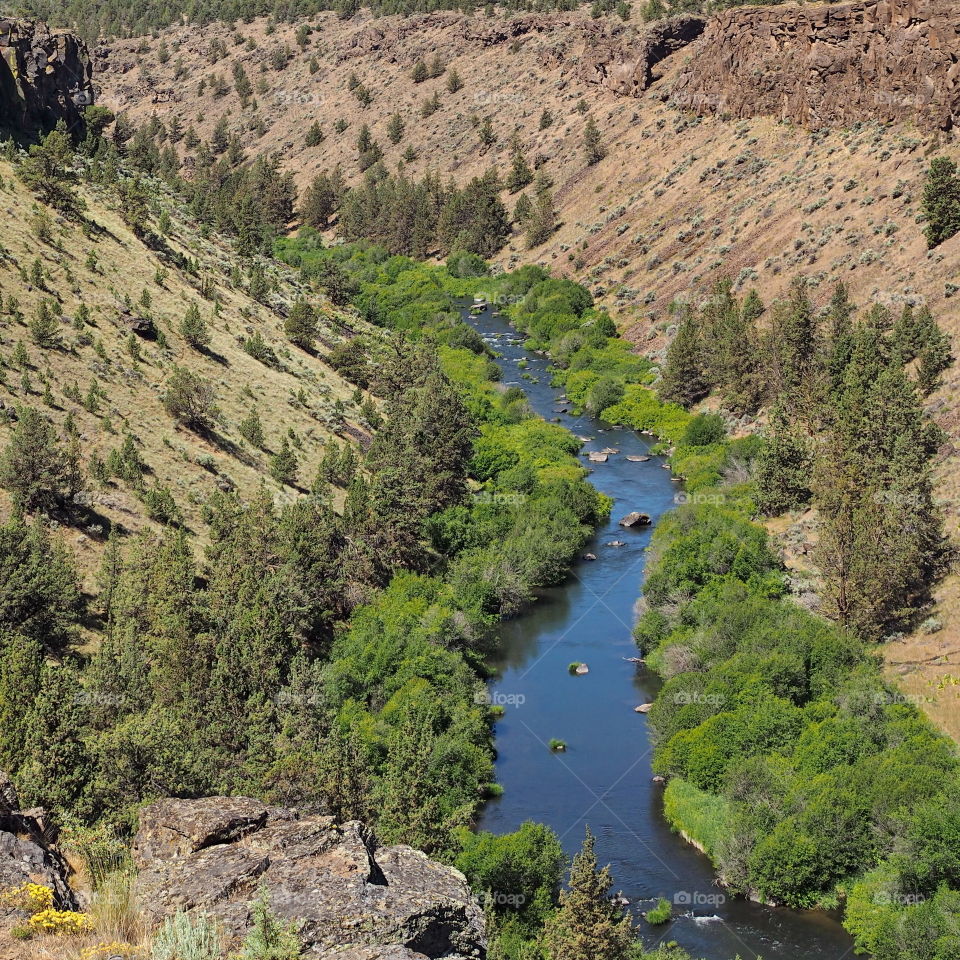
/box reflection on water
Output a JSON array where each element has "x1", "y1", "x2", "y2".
[{"x1": 465, "y1": 306, "x2": 854, "y2": 960}]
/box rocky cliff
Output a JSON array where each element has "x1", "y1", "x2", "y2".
[
  {"x1": 669, "y1": 0, "x2": 960, "y2": 131},
  {"x1": 132, "y1": 797, "x2": 486, "y2": 959},
  {"x1": 0, "y1": 773, "x2": 76, "y2": 911},
  {"x1": 0, "y1": 18, "x2": 94, "y2": 136}
]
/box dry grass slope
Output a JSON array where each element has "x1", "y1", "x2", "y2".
[{"x1": 0, "y1": 159, "x2": 377, "y2": 593}]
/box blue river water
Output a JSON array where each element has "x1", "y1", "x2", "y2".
[{"x1": 464, "y1": 304, "x2": 855, "y2": 960}]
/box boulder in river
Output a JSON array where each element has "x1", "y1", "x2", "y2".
[
  {"x1": 619, "y1": 512, "x2": 652, "y2": 528},
  {"x1": 625, "y1": 455, "x2": 650, "y2": 462},
  {"x1": 606, "y1": 540, "x2": 626, "y2": 547},
  {"x1": 587, "y1": 452, "x2": 608, "y2": 463},
  {"x1": 575, "y1": 663, "x2": 590, "y2": 675},
  {"x1": 582, "y1": 552, "x2": 597, "y2": 561},
  {"x1": 635, "y1": 703, "x2": 653, "y2": 713}
]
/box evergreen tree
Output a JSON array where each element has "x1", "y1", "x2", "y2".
[
  {"x1": 544, "y1": 828, "x2": 634, "y2": 960},
  {"x1": 180, "y1": 302, "x2": 211, "y2": 350},
  {"x1": 583, "y1": 115, "x2": 605, "y2": 165},
  {"x1": 301, "y1": 170, "x2": 339, "y2": 230},
  {"x1": 284, "y1": 297, "x2": 317, "y2": 350},
  {"x1": 658, "y1": 309, "x2": 708, "y2": 407},
  {"x1": 754, "y1": 403, "x2": 812, "y2": 515},
  {"x1": 304, "y1": 121, "x2": 324, "y2": 147},
  {"x1": 513, "y1": 192, "x2": 533, "y2": 226},
  {"x1": 0, "y1": 407, "x2": 84, "y2": 511},
  {"x1": 386, "y1": 113, "x2": 404, "y2": 145},
  {"x1": 525, "y1": 190, "x2": 557, "y2": 248},
  {"x1": 17, "y1": 121, "x2": 83, "y2": 214},
  {"x1": 270, "y1": 437, "x2": 299, "y2": 487},
  {"x1": 922, "y1": 156, "x2": 960, "y2": 248},
  {"x1": 506, "y1": 149, "x2": 533, "y2": 193}
]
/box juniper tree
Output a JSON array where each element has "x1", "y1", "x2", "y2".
[
  {"x1": 922, "y1": 156, "x2": 960, "y2": 248},
  {"x1": 544, "y1": 828, "x2": 634, "y2": 960},
  {"x1": 583, "y1": 115, "x2": 605, "y2": 165},
  {"x1": 658, "y1": 309, "x2": 708, "y2": 407},
  {"x1": 0, "y1": 407, "x2": 83, "y2": 512}
]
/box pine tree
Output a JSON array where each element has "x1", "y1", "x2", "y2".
[
  {"x1": 180, "y1": 302, "x2": 211, "y2": 350},
  {"x1": 270, "y1": 437, "x2": 299, "y2": 487},
  {"x1": 0, "y1": 407, "x2": 84, "y2": 511},
  {"x1": 239, "y1": 409, "x2": 266, "y2": 449},
  {"x1": 301, "y1": 170, "x2": 339, "y2": 230},
  {"x1": 386, "y1": 113, "x2": 404, "y2": 145},
  {"x1": 754, "y1": 403, "x2": 812, "y2": 515},
  {"x1": 658, "y1": 310, "x2": 708, "y2": 407},
  {"x1": 446, "y1": 68, "x2": 463, "y2": 93},
  {"x1": 506, "y1": 149, "x2": 533, "y2": 193},
  {"x1": 17, "y1": 121, "x2": 83, "y2": 214},
  {"x1": 525, "y1": 190, "x2": 557, "y2": 248},
  {"x1": 922, "y1": 156, "x2": 960, "y2": 248},
  {"x1": 284, "y1": 298, "x2": 317, "y2": 350},
  {"x1": 412, "y1": 59, "x2": 429, "y2": 83},
  {"x1": 513, "y1": 192, "x2": 533, "y2": 225},
  {"x1": 544, "y1": 828, "x2": 634, "y2": 960},
  {"x1": 304, "y1": 121, "x2": 324, "y2": 147},
  {"x1": 583, "y1": 115, "x2": 605, "y2": 165}
]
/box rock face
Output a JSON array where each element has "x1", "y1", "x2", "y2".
[
  {"x1": 0, "y1": 773, "x2": 76, "y2": 910},
  {"x1": 671, "y1": 0, "x2": 960, "y2": 131},
  {"x1": 133, "y1": 798, "x2": 486, "y2": 960},
  {"x1": 0, "y1": 19, "x2": 94, "y2": 136},
  {"x1": 577, "y1": 15, "x2": 706, "y2": 96}
]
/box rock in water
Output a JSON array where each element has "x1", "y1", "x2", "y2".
[
  {"x1": 133, "y1": 797, "x2": 486, "y2": 959},
  {"x1": 619, "y1": 512, "x2": 651, "y2": 527}
]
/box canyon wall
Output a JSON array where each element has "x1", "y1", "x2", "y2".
[
  {"x1": 670, "y1": 0, "x2": 960, "y2": 131},
  {"x1": 0, "y1": 18, "x2": 94, "y2": 136}
]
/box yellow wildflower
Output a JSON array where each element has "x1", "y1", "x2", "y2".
[{"x1": 27, "y1": 908, "x2": 94, "y2": 935}]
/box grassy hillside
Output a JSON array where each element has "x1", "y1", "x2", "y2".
[{"x1": 0, "y1": 155, "x2": 378, "y2": 593}]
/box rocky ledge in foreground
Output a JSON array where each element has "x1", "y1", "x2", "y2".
[
  {"x1": 0, "y1": 772, "x2": 76, "y2": 910},
  {"x1": 133, "y1": 797, "x2": 486, "y2": 960}
]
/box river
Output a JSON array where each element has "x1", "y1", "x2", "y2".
[{"x1": 464, "y1": 303, "x2": 855, "y2": 960}]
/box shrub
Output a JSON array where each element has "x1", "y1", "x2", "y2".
[
  {"x1": 682, "y1": 412, "x2": 725, "y2": 447},
  {"x1": 151, "y1": 911, "x2": 222, "y2": 960},
  {"x1": 163, "y1": 367, "x2": 219, "y2": 430},
  {"x1": 645, "y1": 898, "x2": 672, "y2": 924}
]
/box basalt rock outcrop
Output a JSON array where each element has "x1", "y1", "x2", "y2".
[
  {"x1": 577, "y1": 15, "x2": 706, "y2": 97},
  {"x1": 0, "y1": 19, "x2": 94, "y2": 135},
  {"x1": 133, "y1": 797, "x2": 486, "y2": 959},
  {"x1": 671, "y1": 0, "x2": 960, "y2": 131},
  {"x1": 0, "y1": 773, "x2": 76, "y2": 910}
]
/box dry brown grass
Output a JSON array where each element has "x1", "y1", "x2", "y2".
[{"x1": 0, "y1": 158, "x2": 376, "y2": 590}]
